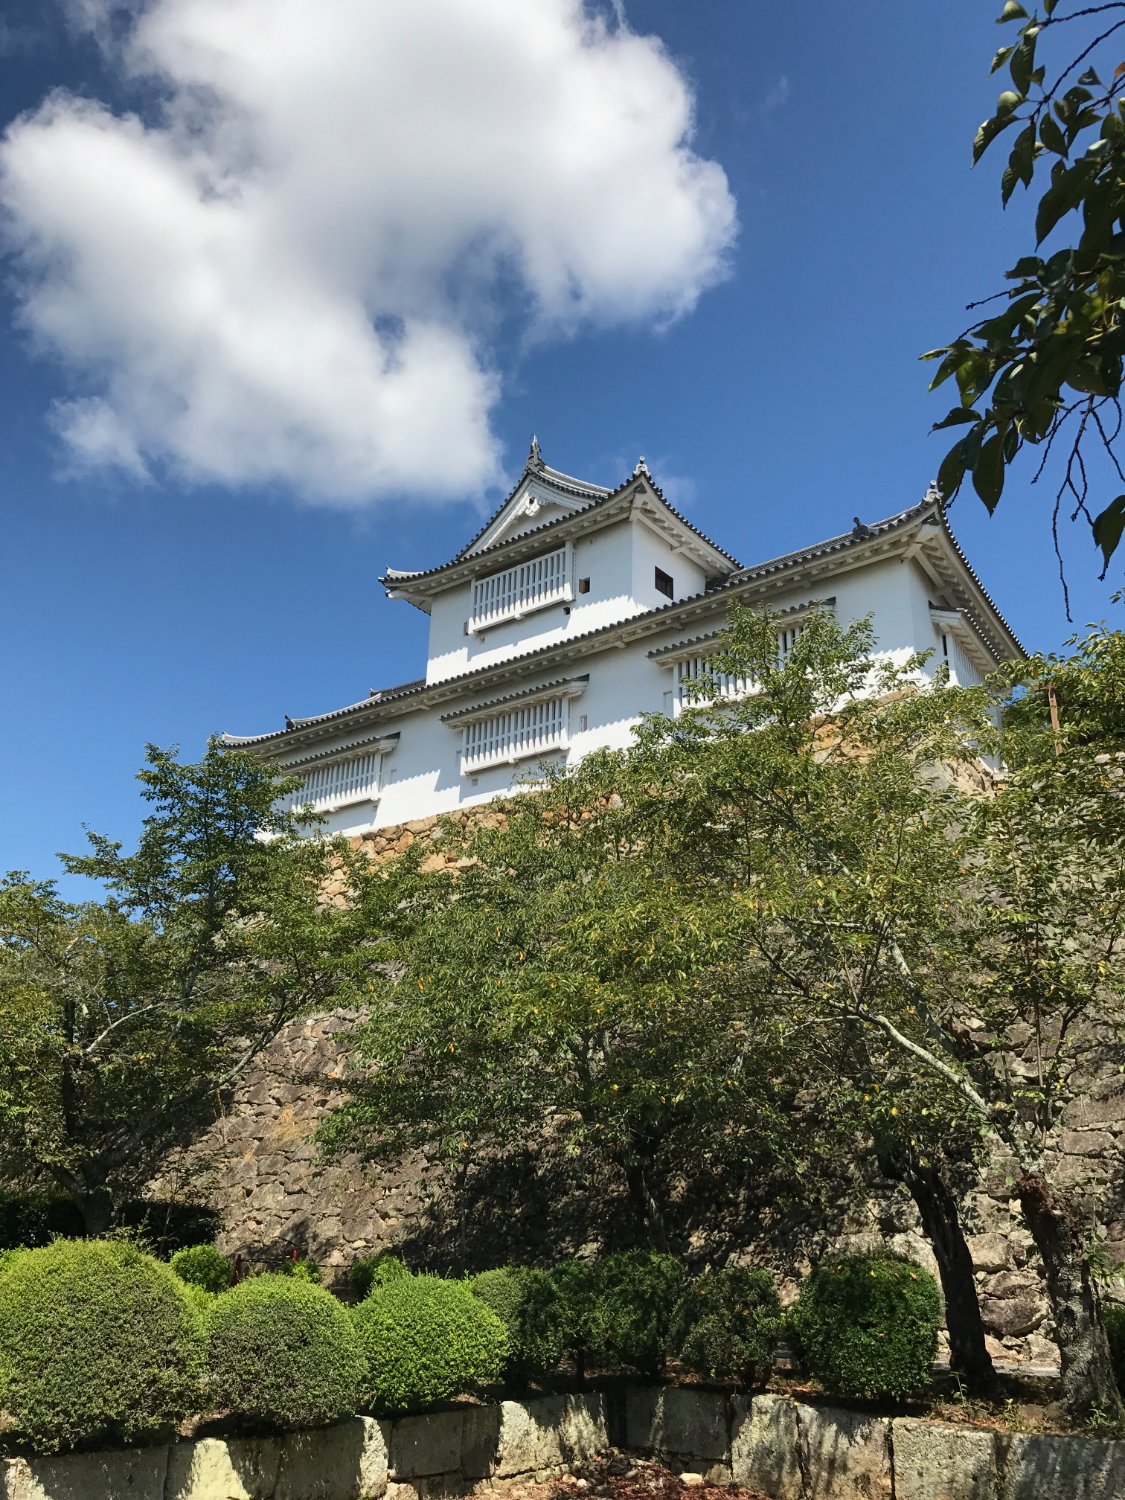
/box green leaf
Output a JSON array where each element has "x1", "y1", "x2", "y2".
[
  {"x1": 991, "y1": 44, "x2": 1015, "y2": 74},
  {"x1": 936, "y1": 441, "x2": 969, "y2": 500},
  {"x1": 1035, "y1": 160, "x2": 1093, "y2": 242},
  {"x1": 932, "y1": 408, "x2": 982, "y2": 431},
  {"x1": 972, "y1": 433, "x2": 1006, "y2": 513},
  {"x1": 974, "y1": 112, "x2": 1016, "y2": 163},
  {"x1": 997, "y1": 90, "x2": 1024, "y2": 115},
  {"x1": 1010, "y1": 37, "x2": 1036, "y2": 95},
  {"x1": 1008, "y1": 255, "x2": 1043, "y2": 279},
  {"x1": 1092, "y1": 495, "x2": 1125, "y2": 569},
  {"x1": 998, "y1": 0, "x2": 1028, "y2": 20},
  {"x1": 1039, "y1": 113, "x2": 1067, "y2": 157}
]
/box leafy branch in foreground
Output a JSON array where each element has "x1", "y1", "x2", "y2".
[{"x1": 925, "y1": 1, "x2": 1125, "y2": 603}]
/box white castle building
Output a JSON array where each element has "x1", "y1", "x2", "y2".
[{"x1": 222, "y1": 441, "x2": 1023, "y2": 835}]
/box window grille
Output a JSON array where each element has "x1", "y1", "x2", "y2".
[
  {"x1": 674, "y1": 623, "x2": 805, "y2": 708},
  {"x1": 461, "y1": 695, "x2": 568, "y2": 773},
  {"x1": 285, "y1": 751, "x2": 382, "y2": 814},
  {"x1": 937, "y1": 629, "x2": 983, "y2": 687},
  {"x1": 469, "y1": 547, "x2": 569, "y2": 631}
]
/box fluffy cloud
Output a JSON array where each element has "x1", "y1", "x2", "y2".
[{"x1": 0, "y1": 0, "x2": 736, "y2": 504}]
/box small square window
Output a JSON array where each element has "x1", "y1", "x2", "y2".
[
  {"x1": 655, "y1": 567, "x2": 674, "y2": 599},
  {"x1": 578, "y1": 577, "x2": 591, "y2": 594}
]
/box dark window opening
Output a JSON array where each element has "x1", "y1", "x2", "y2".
[
  {"x1": 655, "y1": 567, "x2": 674, "y2": 599},
  {"x1": 578, "y1": 577, "x2": 591, "y2": 594}
]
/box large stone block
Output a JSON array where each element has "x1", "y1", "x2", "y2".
[
  {"x1": 494, "y1": 1397, "x2": 566, "y2": 1477},
  {"x1": 4, "y1": 1446, "x2": 169, "y2": 1500},
  {"x1": 165, "y1": 1436, "x2": 282, "y2": 1499},
  {"x1": 796, "y1": 1404, "x2": 891, "y2": 1500},
  {"x1": 389, "y1": 1412, "x2": 463, "y2": 1480},
  {"x1": 460, "y1": 1406, "x2": 502, "y2": 1480},
  {"x1": 892, "y1": 1419, "x2": 998, "y2": 1500},
  {"x1": 276, "y1": 1419, "x2": 389, "y2": 1500},
  {"x1": 487, "y1": 1393, "x2": 608, "y2": 1479},
  {"x1": 557, "y1": 1393, "x2": 609, "y2": 1465},
  {"x1": 1002, "y1": 1432, "x2": 1125, "y2": 1500},
  {"x1": 623, "y1": 1387, "x2": 729, "y2": 1462},
  {"x1": 966, "y1": 1235, "x2": 1011, "y2": 1273},
  {"x1": 730, "y1": 1394, "x2": 802, "y2": 1500}
]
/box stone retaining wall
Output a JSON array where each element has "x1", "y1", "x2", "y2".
[
  {"x1": 3, "y1": 1387, "x2": 1123, "y2": 1500},
  {"x1": 151, "y1": 804, "x2": 1125, "y2": 1366}
]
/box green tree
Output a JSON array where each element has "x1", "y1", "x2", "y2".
[
  {"x1": 0, "y1": 740, "x2": 407, "y2": 1233},
  {"x1": 615, "y1": 608, "x2": 1125, "y2": 1419},
  {"x1": 321, "y1": 762, "x2": 843, "y2": 1253},
  {"x1": 926, "y1": 1, "x2": 1125, "y2": 594}
]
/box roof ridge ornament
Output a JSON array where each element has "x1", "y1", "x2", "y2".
[
  {"x1": 633, "y1": 454, "x2": 649, "y2": 476},
  {"x1": 528, "y1": 434, "x2": 544, "y2": 469}
]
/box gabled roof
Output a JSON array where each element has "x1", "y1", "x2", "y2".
[
  {"x1": 381, "y1": 443, "x2": 741, "y2": 607},
  {"x1": 223, "y1": 489, "x2": 1024, "y2": 757}
]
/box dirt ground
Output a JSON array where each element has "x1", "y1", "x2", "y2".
[{"x1": 496, "y1": 1452, "x2": 767, "y2": 1500}]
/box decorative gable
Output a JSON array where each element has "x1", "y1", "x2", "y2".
[{"x1": 462, "y1": 438, "x2": 608, "y2": 556}]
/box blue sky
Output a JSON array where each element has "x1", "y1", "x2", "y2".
[{"x1": 1, "y1": 0, "x2": 1120, "y2": 892}]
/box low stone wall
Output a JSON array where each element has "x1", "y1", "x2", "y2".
[
  {"x1": 625, "y1": 1385, "x2": 1125, "y2": 1500},
  {"x1": 3, "y1": 1386, "x2": 1124, "y2": 1500}
]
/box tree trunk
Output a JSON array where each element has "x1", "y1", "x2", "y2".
[
  {"x1": 75, "y1": 1185, "x2": 114, "y2": 1237},
  {"x1": 876, "y1": 1139, "x2": 996, "y2": 1391},
  {"x1": 621, "y1": 1155, "x2": 669, "y2": 1251},
  {"x1": 1016, "y1": 1172, "x2": 1124, "y2": 1423}
]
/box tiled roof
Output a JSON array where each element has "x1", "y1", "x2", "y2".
[{"x1": 380, "y1": 450, "x2": 740, "y2": 591}]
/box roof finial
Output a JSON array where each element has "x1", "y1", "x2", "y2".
[
  {"x1": 528, "y1": 434, "x2": 543, "y2": 468},
  {"x1": 924, "y1": 478, "x2": 943, "y2": 506},
  {"x1": 634, "y1": 454, "x2": 649, "y2": 476}
]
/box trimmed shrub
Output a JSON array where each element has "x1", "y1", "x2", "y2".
[
  {"x1": 349, "y1": 1251, "x2": 410, "y2": 1299},
  {"x1": 180, "y1": 1282, "x2": 217, "y2": 1321},
  {"x1": 283, "y1": 1255, "x2": 321, "y2": 1284},
  {"x1": 470, "y1": 1267, "x2": 566, "y2": 1383},
  {"x1": 674, "y1": 1267, "x2": 783, "y2": 1386},
  {"x1": 1105, "y1": 1301, "x2": 1125, "y2": 1392},
  {"x1": 0, "y1": 1248, "x2": 23, "y2": 1275},
  {"x1": 206, "y1": 1274, "x2": 364, "y2": 1431},
  {"x1": 596, "y1": 1251, "x2": 686, "y2": 1374},
  {"x1": 0, "y1": 1238, "x2": 203, "y2": 1453},
  {"x1": 353, "y1": 1275, "x2": 508, "y2": 1412},
  {"x1": 170, "y1": 1243, "x2": 231, "y2": 1295},
  {"x1": 549, "y1": 1257, "x2": 603, "y2": 1371},
  {"x1": 790, "y1": 1252, "x2": 942, "y2": 1400}
]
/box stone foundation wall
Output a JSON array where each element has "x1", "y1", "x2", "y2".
[
  {"x1": 154, "y1": 807, "x2": 1125, "y2": 1366},
  {"x1": 4, "y1": 1387, "x2": 1123, "y2": 1500}
]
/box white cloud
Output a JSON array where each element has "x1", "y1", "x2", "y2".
[{"x1": 0, "y1": 0, "x2": 736, "y2": 505}]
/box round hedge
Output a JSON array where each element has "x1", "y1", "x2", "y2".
[
  {"x1": 349, "y1": 1252, "x2": 410, "y2": 1300},
  {"x1": 596, "y1": 1251, "x2": 686, "y2": 1374},
  {"x1": 170, "y1": 1243, "x2": 231, "y2": 1295},
  {"x1": 790, "y1": 1252, "x2": 942, "y2": 1400},
  {"x1": 470, "y1": 1267, "x2": 565, "y2": 1384},
  {"x1": 0, "y1": 1238, "x2": 204, "y2": 1453},
  {"x1": 353, "y1": 1275, "x2": 508, "y2": 1412},
  {"x1": 206, "y1": 1274, "x2": 364, "y2": 1431},
  {"x1": 674, "y1": 1267, "x2": 782, "y2": 1387}
]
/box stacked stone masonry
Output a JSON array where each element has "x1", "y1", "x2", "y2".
[
  {"x1": 153, "y1": 807, "x2": 1125, "y2": 1367},
  {"x1": 3, "y1": 1389, "x2": 1123, "y2": 1500}
]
